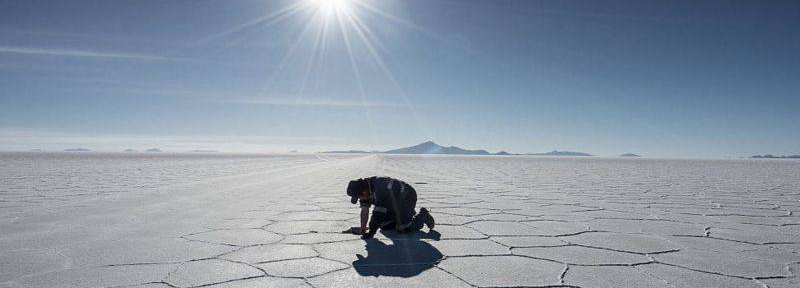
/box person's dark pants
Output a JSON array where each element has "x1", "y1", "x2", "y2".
[
  {"x1": 380, "y1": 185, "x2": 427, "y2": 233},
  {"x1": 379, "y1": 211, "x2": 427, "y2": 233},
  {"x1": 401, "y1": 212, "x2": 427, "y2": 233}
]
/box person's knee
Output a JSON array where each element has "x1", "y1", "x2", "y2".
[{"x1": 380, "y1": 219, "x2": 396, "y2": 229}]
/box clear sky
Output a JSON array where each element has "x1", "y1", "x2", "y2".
[{"x1": 1, "y1": 0, "x2": 798, "y2": 157}]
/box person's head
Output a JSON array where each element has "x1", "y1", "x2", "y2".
[{"x1": 347, "y1": 178, "x2": 370, "y2": 204}]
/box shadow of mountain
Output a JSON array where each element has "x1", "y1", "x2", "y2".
[{"x1": 353, "y1": 230, "x2": 443, "y2": 277}]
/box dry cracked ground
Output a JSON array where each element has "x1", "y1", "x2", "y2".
[{"x1": 1, "y1": 153, "x2": 800, "y2": 288}]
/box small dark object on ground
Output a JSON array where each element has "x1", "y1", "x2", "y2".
[{"x1": 342, "y1": 227, "x2": 363, "y2": 234}]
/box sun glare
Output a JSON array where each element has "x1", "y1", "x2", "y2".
[
  {"x1": 202, "y1": 0, "x2": 426, "y2": 141},
  {"x1": 311, "y1": 0, "x2": 351, "y2": 17}
]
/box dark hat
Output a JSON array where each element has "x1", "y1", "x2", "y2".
[{"x1": 347, "y1": 179, "x2": 367, "y2": 204}]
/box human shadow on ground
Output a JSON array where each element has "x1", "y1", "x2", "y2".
[{"x1": 352, "y1": 230, "x2": 443, "y2": 277}]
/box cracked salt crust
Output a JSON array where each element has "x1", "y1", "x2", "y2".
[{"x1": 1, "y1": 154, "x2": 799, "y2": 288}]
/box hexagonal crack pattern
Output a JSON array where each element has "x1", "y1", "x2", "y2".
[{"x1": 2, "y1": 154, "x2": 799, "y2": 288}]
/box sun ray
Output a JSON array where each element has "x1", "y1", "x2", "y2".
[
  {"x1": 312, "y1": 13, "x2": 332, "y2": 91},
  {"x1": 352, "y1": 1, "x2": 437, "y2": 40},
  {"x1": 353, "y1": 0, "x2": 477, "y2": 57},
  {"x1": 341, "y1": 8, "x2": 394, "y2": 66},
  {"x1": 298, "y1": 13, "x2": 328, "y2": 96},
  {"x1": 340, "y1": 8, "x2": 431, "y2": 138},
  {"x1": 198, "y1": 1, "x2": 309, "y2": 45},
  {"x1": 226, "y1": 6, "x2": 312, "y2": 46},
  {"x1": 202, "y1": 0, "x2": 433, "y2": 142},
  {"x1": 336, "y1": 7, "x2": 378, "y2": 147},
  {"x1": 253, "y1": 9, "x2": 323, "y2": 97},
  {"x1": 283, "y1": 12, "x2": 331, "y2": 141}
]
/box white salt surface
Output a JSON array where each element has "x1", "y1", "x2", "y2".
[{"x1": 1, "y1": 152, "x2": 799, "y2": 287}]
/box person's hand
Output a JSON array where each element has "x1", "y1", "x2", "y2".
[{"x1": 342, "y1": 227, "x2": 363, "y2": 235}]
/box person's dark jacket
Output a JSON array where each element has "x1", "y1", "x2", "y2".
[{"x1": 361, "y1": 176, "x2": 417, "y2": 237}]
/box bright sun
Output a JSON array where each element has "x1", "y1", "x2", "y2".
[{"x1": 311, "y1": 0, "x2": 352, "y2": 17}]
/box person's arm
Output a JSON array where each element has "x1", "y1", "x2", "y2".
[
  {"x1": 363, "y1": 206, "x2": 387, "y2": 239},
  {"x1": 359, "y1": 206, "x2": 369, "y2": 234}
]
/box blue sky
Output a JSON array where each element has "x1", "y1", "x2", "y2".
[{"x1": 1, "y1": 0, "x2": 798, "y2": 157}]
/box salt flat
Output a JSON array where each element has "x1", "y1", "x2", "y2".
[{"x1": 1, "y1": 153, "x2": 799, "y2": 288}]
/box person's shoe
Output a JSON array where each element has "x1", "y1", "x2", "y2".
[{"x1": 420, "y1": 207, "x2": 435, "y2": 230}]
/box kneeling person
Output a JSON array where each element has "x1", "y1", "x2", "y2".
[{"x1": 346, "y1": 176, "x2": 435, "y2": 239}]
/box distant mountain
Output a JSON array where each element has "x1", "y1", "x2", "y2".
[
  {"x1": 188, "y1": 150, "x2": 219, "y2": 153},
  {"x1": 29, "y1": 148, "x2": 44, "y2": 152},
  {"x1": 527, "y1": 150, "x2": 593, "y2": 156},
  {"x1": 145, "y1": 148, "x2": 162, "y2": 152},
  {"x1": 324, "y1": 141, "x2": 595, "y2": 156},
  {"x1": 323, "y1": 150, "x2": 371, "y2": 154},
  {"x1": 384, "y1": 141, "x2": 490, "y2": 155},
  {"x1": 751, "y1": 154, "x2": 800, "y2": 159},
  {"x1": 620, "y1": 153, "x2": 641, "y2": 157},
  {"x1": 124, "y1": 149, "x2": 137, "y2": 152},
  {"x1": 64, "y1": 148, "x2": 91, "y2": 152}
]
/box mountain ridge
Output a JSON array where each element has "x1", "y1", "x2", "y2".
[
  {"x1": 751, "y1": 154, "x2": 800, "y2": 159},
  {"x1": 324, "y1": 141, "x2": 593, "y2": 156},
  {"x1": 525, "y1": 150, "x2": 593, "y2": 156},
  {"x1": 64, "y1": 148, "x2": 91, "y2": 152},
  {"x1": 384, "y1": 141, "x2": 491, "y2": 155}
]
